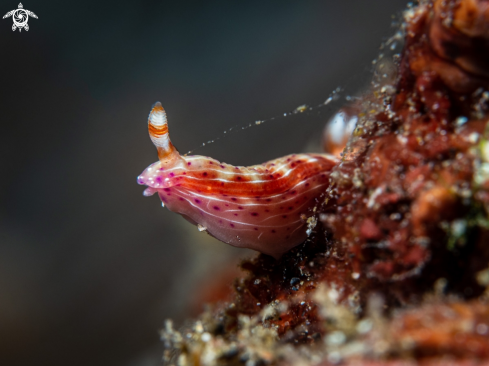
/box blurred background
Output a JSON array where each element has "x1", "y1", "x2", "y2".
[{"x1": 0, "y1": 1, "x2": 407, "y2": 365}]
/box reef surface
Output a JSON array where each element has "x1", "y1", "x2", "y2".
[{"x1": 161, "y1": 1, "x2": 489, "y2": 364}]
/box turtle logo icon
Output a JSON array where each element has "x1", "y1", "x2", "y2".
[{"x1": 3, "y1": 3, "x2": 38, "y2": 32}]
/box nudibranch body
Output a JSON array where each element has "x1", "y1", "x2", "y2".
[{"x1": 138, "y1": 103, "x2": 339, "y2": 258}]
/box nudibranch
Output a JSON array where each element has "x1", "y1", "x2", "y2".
[
  {"x1": 323, "y1": 104, "x2": 359, "y2": 157},
  {"x1": 138, "y1": 103, "x2": 339, "y2": 258}
]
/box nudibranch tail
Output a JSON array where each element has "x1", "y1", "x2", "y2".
[
  {"x1": 148, "y1": 102, "x2": 180, "y2": 162},
  {"x1": 138, "y1": 103, "x2": 339, "y2": 259}
]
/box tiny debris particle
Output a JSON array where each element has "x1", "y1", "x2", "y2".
[
  {"x1": 326, "y1": 331, "x2": 346, "y2": 346},
  {"x1": 327, "y1": 351, "x2": 342, "y2": 364},
  {"x1": 390, "y1": 213, "x2": 401, "y2": 220},
  {"x1": 455, "y1": 116, "x2": 468, "y2": 126},
  {"x1": 201, "y1": 332, "x2": 211, "y2": 342},
  {"x1": 356, "y1": 319, "x2": 373, "y2": 334},
  {"x1": 451, "y1": 219, "x2": 467, "y2": 238},
  {"x1": 194, "y1": 321, "x2": 204, "y2": 333},
  {"x1": 306, "y1": 216, "x2": 318, "y2": 236},
  {"x1": 290, "y1": 277, "x2": 300, "y2": 286},
  {"x1": 290, "y1": 277, "x2": 301, "y2": 291},
  {"x1": 467, "y1": 132, "x2": 480, "y2": 144}
]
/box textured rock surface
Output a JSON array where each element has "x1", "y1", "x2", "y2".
[{"x1": 161, "y1": 1, "x2": 489, "y2": 364}]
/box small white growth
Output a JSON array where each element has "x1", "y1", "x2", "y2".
[
  {"x1": 367, "y1": 186, "x2": 383, "y2": 209},
  {"x1": 200, "y1": 332, "x2": 211, "y2": 342},
  {"x1": 328, "y1": 287, "x2": 340, "y2": 304},
  {"x1": 194, "y1": 321, "x2": 204, "y2": 333},
  {"x1": 327, "y1": 351, "x2": 342, "y2": 364},
  {"x1": 306, "y1": 216, "x2": 318, "y2": 236},
  {"x1": 325, "y1": 331, "x2": 346, "y2": 346},
  {"x1": 467, "y1": 132, "x2": 480, "y2": 144},
  {"x1": 356, "y1": 319, "x2": 373, "y2": 334},
  {"x1": 451, "y1": 219, "x2": 467, "y2": 238},
  {"x1": 396, "y1": 134, "x2": 408, "y2": 145},
  {"x1": 455, "y1": 116, "x2": 468, "y2": 126}
]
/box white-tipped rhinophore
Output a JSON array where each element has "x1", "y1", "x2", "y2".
[{"x1": 147, "y1": 102, "x2": 180, "y2": 161}]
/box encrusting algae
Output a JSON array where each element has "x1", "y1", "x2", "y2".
[{"x1": 152, "y1": 0, "x2": 489, "y2": 364}]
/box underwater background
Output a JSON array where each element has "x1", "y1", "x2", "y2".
[{"x1": 0, "y1": 1, "x2": 407, "y2": 365}]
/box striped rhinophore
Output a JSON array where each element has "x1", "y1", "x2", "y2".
[{"x1": 138, "y1": 103, "x2": 339, "y2": 258}]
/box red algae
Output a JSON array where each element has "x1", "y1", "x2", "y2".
[
  {"x1": 159, "y1": 1, "x2": 489, "y2": 365},
  {"x1": 322, "y1": 0, "x2": 489, "y2": 299}
]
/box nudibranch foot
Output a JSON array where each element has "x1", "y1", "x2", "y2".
[{"x1": 138, "y1": 103, "x2": 339, "y2": 258}]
